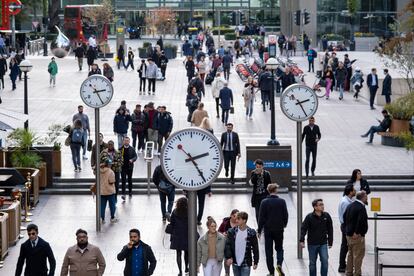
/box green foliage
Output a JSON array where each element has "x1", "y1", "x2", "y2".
[
  {"x1": 10, "y1": 151, "x2": 42, "y2": 168},
  {"x1": 38, "y1": 124, "x2": 64, "y2": 151},
  {"x1": 347, "y1": 0, "x2": 358, "y2": 15},
  {"x1": 385, "y1": 93, "x2": 414, "y2": 120},
  {"x1": 211, "y1": 27, "x2": 235, "y2": 35},
  {"x1": 397, "y1": 131, "x2": 414, "y2": 151},
  {"x1": 164, "y1": 44, "x2": 177, "y2": 51},
  {"x1": 324, "y1": 34, "x2": 345, "y2": 41},
  {"x1": 225, "y1": 33, "x2": 237, "y2": 41},
  {"x1": 143, "y1": 42, "x2": 152, "y2": 48},
  {"x1": 7, "y1": 129, "x2": 39, "y2": 150}
]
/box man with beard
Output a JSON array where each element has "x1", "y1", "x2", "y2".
[{"x1": 61, "y1": 229, "x2": 106, "y2": 276}]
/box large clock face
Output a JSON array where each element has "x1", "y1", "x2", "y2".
[
  {"x1": 80, "y1": 75, "x2": 114, "y2": 108},
  {"x1": 160, "y1": 128, "x2": 223, "y2": 191},
  {"x1": 280, "y1": 84, "x2": 318, "y2": 121}
]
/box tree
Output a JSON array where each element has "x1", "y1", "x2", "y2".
[
  {"x1": 347, "y1": 0, "x2": 358, "y2": 39},
  {"x1": 48, "y1": 0, "x2": 60, "y2": 31},
  {"x1": 145, "y1": 8, "x2": 177, "y2": 37},
  {"x1": 83, "y1": 0, "x2": 115, "y2": 40}
]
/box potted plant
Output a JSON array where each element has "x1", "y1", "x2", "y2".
[
  {"x1": 164, "y1": 43, "x2": 177, "y2": 59},
  {"x1": 40, "y1": 124, "x2": 64, "y2": 176},
  {"x1": 385, "y1": 93, "x2": 414, "y2": 133}
]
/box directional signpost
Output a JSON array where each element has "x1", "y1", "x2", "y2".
[{"x1": 8, "y1": 0, "x2": 23, "y2": 49}]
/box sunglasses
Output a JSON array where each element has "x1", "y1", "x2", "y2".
[{"x1": 28, "y1": 232, "x2": 37, "y2": 236}]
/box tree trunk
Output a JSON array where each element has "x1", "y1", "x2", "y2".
[{"x1": 48, "y1": 0, "x2": 60, "y2": 30}]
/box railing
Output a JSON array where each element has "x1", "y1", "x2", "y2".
[
  {"x1": 28, "y1": 38, "x2": 45, "y2": 56},
  {"x1": 369, "y1": 213, "x2": 414, "y2": 276}
]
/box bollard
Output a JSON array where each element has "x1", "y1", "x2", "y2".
[
  {"x1": 374, "y1": 212, "x2": 378, "y2": 250},
  {"x1": 147, "y1": 161, "x2": 151, "y2": 196}
]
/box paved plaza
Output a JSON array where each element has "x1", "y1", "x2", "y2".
[
  {"x1": 1, "y1": 192, "x2": 414, "y2": 275},
  {"x1": 1, "y1": 39, "x2": 413, "y2": 179}
]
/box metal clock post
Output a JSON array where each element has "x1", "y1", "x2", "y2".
[
  {"x1": 160, "y1": 128, "x2": 223, "y2": 276},
  {"x1": 280, "y1": 84, "x2": 318, "y2": 259},
  {"x1": 80, "y1": 75, "x2": 114, "y2": 232}
]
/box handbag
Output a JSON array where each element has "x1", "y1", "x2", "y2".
[
  {"x1": 165, "y1": 223, "x2": 173, "y2": 234},
  {"x1": 64, "y1": 135, "x2": 71, "y2": 146},
  {"x1": 230, "y1": 106, "x2": 235, "y2": 114},
  {"x1": 87, "y1": 139, "x2": 93, "y2": 151},
  {"x1": 159, "y1": 179, "x2": 174, "y2": 194}
]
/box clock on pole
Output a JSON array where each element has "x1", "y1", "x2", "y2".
[
  {"x1": 280, "y1": 84, "x2": 319, "y2": 259},
  {"x1": 80, "y1": 75, "x2": 114, "y2": 232},
  {"x1": 160, "y1": 128, "x2": 223, "y2": 275}
]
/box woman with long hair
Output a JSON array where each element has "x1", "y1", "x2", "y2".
[
  {"x1": 347, "y1": 169, "x2": 371, "y2": 195},
  {"x1": 199, "y1": 117, "x2": 213, "y2": 134},
  {"x1": 103, "y1": 63, "x2": 114, "y2": 82},
  {"x1": 242, "y1": 76, "x2": 257, "y2": 120},
  {"x1": 323, "y1": 65, "x2": 334, "y2": 100},
  {"x1": 197, "y1": 216, "x2": 226, "y2": 276},
  {"x1": 218, "y1": 209, "x2": 239, "y2": 276},
  {"x1": 170, "y1": 197, "x2": 189, "y2": 276}
]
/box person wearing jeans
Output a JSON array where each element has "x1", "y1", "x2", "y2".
[
  {"x1": 119, "y1": 137, "x2": 137, "y2": 200},
  {"x1": 69, "y1": 120, "x2": 84, "y2": 172},
  {"x1": 335, "y1": 62, "x2": 347, "y2": 100},
  {"x1": 152, "y1": 165, "x2": 175, "y2": 221},
  {"x1": 72, "y1": 105, "x2": 90, "y2": 160},
  {"x1": 99, "y1": 160, "x2": 117, "y2": 223},
  {"x1": 300, "y1": 199, "x2": 333, "y2": 276},
  {"x1": 243, "y1": 77, "x2": 256, "y2": 120},
  {"x1": 361, "y1": 109, "x2": 392, "y2": 144}
]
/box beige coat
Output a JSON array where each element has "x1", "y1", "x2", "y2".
[
  {"x1": 191, "y1": 109, "x2": 209, "y2": 126},
  {"x1": 100, "y1": 167, "x2": 115, "y2": 195},
  {"x1": 60, "y1": 243, "x2": 106, "y2": 276}
]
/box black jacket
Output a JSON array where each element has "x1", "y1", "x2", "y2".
[
  {"x1": 381, "y1": 74, "x2": 392, "y2": 95},
  {"x1": 258, "y1": 71, "x2": 272, "y2": 91},
  {"x1": 185, "y1": 60, "x2": 195, "y2": 77},
  {"x1": 15, "y1": 237, "x2": 56, "y2": 276},
  {"x1": 346, "y1": 178, "x2": 371, "y2": 195},
  {"x1": 157, "y1": 112, "x2": 173, "y2": 135},
  {"x1": 225, "y1": 227, "x2": 259, "y2": 267},
  {"x1": 379, "y1": 115, "x2": 392, "y2": 131},
  {"x1": 117, "y1": 241, "x2": 157, "y2": 276},
  {"x1": 0, "y1": 58, "x2": 8, "y2": 75},
  {"x1": 220, "y1": 131, "x2": 241, "y2": 155},
  {"x1": 302, "y1": 124, "x2": 321, "y2": 147},
  {"x1": 258, "y1": 195, "x2": 288, "y2": 233},
  {"x1": 300, "y1": 212, "x2": 333, "y2": 246},
  {"x1": 344, "y1": 201, "x2": 368, "y2": 237},
  {"x1": 281, "y1": 72, "x2": 296, "y2": 90},
  {"x1": 367, "y1": 73, "x2": 379, "y2": 89},
  {"x1": 120, "y1": 146, "x2": 137, "y2": 169},
  {"x1": 250, "y1": 170, "x2": 271, "y2": 207}
]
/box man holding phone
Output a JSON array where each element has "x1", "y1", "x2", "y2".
[{"x1": 117, "y1": 228, "x2": 157, "y2": 276}]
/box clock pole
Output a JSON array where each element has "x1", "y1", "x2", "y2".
[
  {"x1": 266, "y1": 58, "x2": 280, "y2": 146},
  {"x1": 95, "y1": 108, "x2": 101, "y2": 232},
  {"x1": 188, "y1": 191, "x2": 198, "y2": 276},
  {"x1": 296, "y1": 121, "x2": 303, "y2": 259}
]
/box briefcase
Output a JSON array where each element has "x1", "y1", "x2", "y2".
[
  {"x1": 230, "y1": 106, "x2": 234, "y2": 114},
  {"x1": 87, "y1": 139, "x2": 93, "y2": 151}
]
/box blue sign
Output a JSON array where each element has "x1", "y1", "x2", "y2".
[{"x1": 247, "y1": 160, "x2": 292, "y2": 170}]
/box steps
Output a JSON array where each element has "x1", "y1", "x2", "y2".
[{"x1": 40, "y1": 175, "x2": 414, "y2": 195}]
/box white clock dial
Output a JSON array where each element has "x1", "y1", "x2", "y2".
[
  {"x1": 80, "y1": 75, "x2": 114, "y2": 108},
  {"x1": 160, "y1": 128, "x2": 223, "y2": 191},
  {"x1": 280, "y1": 84, "x2": 318, "y2": 121}
]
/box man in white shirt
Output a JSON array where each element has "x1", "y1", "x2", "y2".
[
  {"x1": 225, "y1": 211, "x2": 259, "y2": 276},
  {"x1": 337, "y1": 184, "x2": 355, "y2": 273}
]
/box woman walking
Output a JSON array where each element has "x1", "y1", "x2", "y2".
[
  {"x1": 9, "y1": 57, "x2": 19, "y2": 91},
  {"x1": 69, "y1": 119, "x2": 84, "y2": 172},
  {"x1": 99, "y1": 159, "x2": 118, "y2": 223},
  {"x1": 103, "y1": 63, "x2": 114, "y2": 82},
  {"x1": 323, "y1": 66, "x2": 334, "y2": 100},
  {"x1": 197, "y1": 216, "x2": 226, "y2": 276},
  {"x1": 169, "y1": 197, "x2": 190, "y2": 276},
  {"x1": 47, "y1": 57, "x2": 58, "y2": 87},
  {"x1": 197, "y1": 55, "x2": 207, "y2": 81},
  {"x1": 117, "y1": 45, "x2": 126, "y2": 69},
  {"x1": 86, "y1": 46, "x2": 96, "y2": 71},
  {"x1": 242, "y1": 76, "x2": 257, "y2": 120},
  {"x1": 347, "y1": 169, "x2": 371, "y2": 195},
  {"x1": 138, "y1": 59, "x2": 147, "y2": 95},
  {"x1": 218, "y1": 209, "x2": 239, "y2": 276},
  {"x1": 185, "y1": 56, "x2": 195, "y2": 83}
]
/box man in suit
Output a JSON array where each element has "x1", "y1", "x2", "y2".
[
  {"x1": 302, "y1": 117, "x2": 321, "y2": 178},
  {"x1": 15, "y1": 224, "x2": 56, "y2": 276},
  {"x1": 219, "y1": 82, "x2": 233, "y2": 125},
  {"x1": 367, "y1": 68, "x2": 379, "y2": 110},
  {"x1": 382, "y1": 68, "x2": 392, "y2": 104},
  {"x1": 117, "y1": 228, "x2": 157, "y2": 276},
  {"x1": 220, "y1": 123, "x2": 241, "y2": 184},
  {"x1": 343, "y1": 191, "x2": 368, "y2": 276}
]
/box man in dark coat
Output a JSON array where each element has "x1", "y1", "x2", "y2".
[
  {"x1": 219, "y1": 82, "x2": 233, "y2": 125},
  {"x1": 156, "y1": 106, "x2": 173, "y2": 151},
  {"x1": 120, "y1": 137, "x2": 137, "y2": 200},
  {"x1": 335, "y1": 62, "x2": 347, "y2": 100},
  {"x1": 258, "y1": 184, "x2": 288, "y2": 276},
  {"x1": 0, "y1": 54, "x2": 8, "y2": 89},
  {"x1": 280, "y1": 66, "x2": 296, "y2": 91},
  {"x1": 381, "y1": 68, "x2": 392, "y2": 104},
  {"x1": 220, "y1": 123, "x2": 240, "y2": 184},
  {"x1": 361, "y1": 109, "x2": 392, "y2": 144},
  {"x1": 15, "y1": 224, "x2": 56, "y2": 276},
  {"x1": 366, "y1": 68, "x2": 379, "y2": 109},
  {"x1": 189, "y1": 73, "x2": 205, "y2": 98},
  {"x1": 117, "y1": 228, "x2": 157, "y2": 276},
  {"x1": 258, "y1": 69, "x2": 272, "y2": 111},
  {"x1": 302, "y1": 116, "x2": 321, "y2": 177}
]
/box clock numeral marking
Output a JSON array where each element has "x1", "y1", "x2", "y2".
[
  {"x1": 164, "y1": 158, "x2": 171, "y2": 160},
  {"x1": 209, "y1": 145, "x2": 215, "y2": 149},
  {"x1": 201, "y1": 136, "x2": 205, "y2": 141},
  {"x1": 179, "y1": 177, "x2": 182, "y2": 182},
  {"x1": 167, "y1": 145, "x2": 173, "y2": 149},
  {"x1": 177, "y1": 136, "x2": 182, "y2": 141},
  {"x1": 210, "y1": 169, "x2": 216, "y2": 173},
  {"x1": 191, "y1": 180, "x2": 194, "y2": 186},
  {"x1": 168, "y1": 169, "x2": 174, "y2": 173}
]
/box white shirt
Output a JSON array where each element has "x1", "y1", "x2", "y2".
[
  {"x1": 338, "y1": 196, "x2": 354, "y2": 224},
  {"x1": 353, "y1": 180, "x2": 361, "y2": 192},
  {"x1": 88, "y1": 37, "x2": 97, "y2": 48},
  {"x1": 371, "y1": 74, "x2": 377, "y2": 86},
  {"x1": 235, "y1": 227, "x2": 247, "y2": 266}
]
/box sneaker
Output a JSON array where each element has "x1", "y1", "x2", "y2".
[
  {"x1": 82, "y1": 155, "x2": 88, "y2": 160},
  {"x1": 77, "y1": 166, "x2": 82, "y2": 171},
  {"x1": 74, "y1": 168, "x2": 78, "y2": 172},
  {"x1": 121, "y1": 195, "x2": 126, "y2": 201},
  {"x1": 101, "y1": 219, "x2": 106, "y2": 224},
  {"x1": 276, "y1": 265, "x2": 285, "y2": 276},
  {"x1": 139, "y1": 91, "x2": 142, "y2": 95},
  {"x1": 366, "y1": 141, "x2": 373, "y2": 144},
  {"x1": 249, "y1": 116, "x2": 253, "y2": 120},
  {"x1": 110, "y1": 217, "x2": 119, "y2": 223}
]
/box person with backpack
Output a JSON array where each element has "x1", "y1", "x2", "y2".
[
  {"x1": 277, "y1": 33, "x2": 286, "y2": 56},
  {"x1": 138, "y1": 59, "x2": 147, "y2": 95},
  {"x1": 70, "y1": 119, "x2": 84, "y2": 172},
  {"x1": 307, "y1": 48, "x2": 317, "y2": 73},
  {"x1": 130, "y1": 104, "x2": 147, "y2": 151},
  {"x1": 74, "y1": 43, "x2": 85, "y2": 71},
  {"x1": 152, "y1": 164, "x2": 175, "y2": 222}
]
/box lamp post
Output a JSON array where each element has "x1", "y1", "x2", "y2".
[
  {"x1": 18, "y1": 60, "x2": 33, "y2": 130},
  {"x1": 266, "y1": 57, "x2": 280, "y2": 146}
]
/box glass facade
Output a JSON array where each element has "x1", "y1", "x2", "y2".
[{"x1": 317, "y1": 0, "x2": 398, "y2": 39}]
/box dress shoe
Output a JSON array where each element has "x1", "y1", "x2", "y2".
[
  {"x1": 311, "y1": 172, "x2": 315, "y2": 176},
  {"x1": 225, "y1": 171, "x2": 229, "y2": 177},
  {"x1": 361, "y1": 134, "x2": 368, "y2": 138},
  {"x1": 338, "y1": 267, "x2": 346, "y2": 273}
]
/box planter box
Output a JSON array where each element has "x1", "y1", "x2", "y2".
[
  {"x1": 138, "y1": 48, "x2": 148, "y2": 59},
  {"x1": 52, "y1": 150, "x2": 61, "y2": 177},
  {"x1": 390, "y1": 119, "x2": 410, "y2": 133},
  {"x1": 354, "y1": 37, "x2": 379, "y2": 51},
  {"x1": 0, "y1": 212, "x2": 8, "y2": 259},
  {"x1": 164, "y1": 47, "x2": 177, "y2": 59},
  {"x1": 1, "y1": 200, "x2": 20, "y2": 246}
]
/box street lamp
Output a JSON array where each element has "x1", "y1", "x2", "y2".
[
  {"x1": 19, "y1": 60, "x2": 33, "y2": 130},
  {"x1": 266, "y1": 57, "x2": 280, "y2": 146}
]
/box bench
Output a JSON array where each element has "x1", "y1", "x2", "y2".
[{"x1": 378, "y1": 131, "x2": 404, "y2": 147}]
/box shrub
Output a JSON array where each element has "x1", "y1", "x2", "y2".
[
  {"x1": 143, "y1": 42, "x2": 152, "y2": 48},
  {"x1": 211, "y1": 27, "x2": 235, "y2": 35},
  {"x1": 385, "y1": 92, "x2": 414, "y2": 120},
  {"x1": 225, "y1": 33, "x2": 237, "y2": 41},
  {"x1": 324, "y1": 33, "x2": 345, "y2": 41},
  {"x1": 354, "y1": 32, "x2": 376, "y2": 37}
]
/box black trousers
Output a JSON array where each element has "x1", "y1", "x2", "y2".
[
  {"x1": 223, "y1": 66, "x2": 230, "y2": 80},
  {"x1": 125, "y1": 59, "x2": 134, "y2": 70},
  {"x1": 339, "y1": 223, "x2": 348, "y2": 269},
  {"x1": 221, "y1": 108, "x2": 230, "y2": 124},
  {"x1": 131, "y1": 130, "x2": 145, "y2": 151},
  {"x1": 114, "y1": 171, "x2": 120, "y2": 196},
  {"x1": 197, "y1": 192, "x2": 206, "y2": 223},
  {"x1": 223, "y1": 150, "x2": 236, "y2": 180},
  {"x1": 308, "y1": 60, "x2": 314, "y2": 72},
  {"x1": 385, "y1": 94, "x2": 391, "y2": 104},
  {"x1": 265, "y1": 229, "x2": 284, "y2": 274},
  {"x1": 121, "y1": 168, "x2": 133, "y2": 195},
  {"x1": 215, "y1": 98, "x2": 220, "y2": 117},
  {"x1": 139, "y1": 77, "x2": 146, "y2": 92},
  {"x1": 161, "y1": 66, "x2": 166, "y2": 78},
  {"x1": 148, "y1": 78, "x2": 156, "y2": 92},
  {"x1": 305, "y1": 145, "x2": 317, "y2": 176},
  {"x1": 369, "y1": 87, "x2": 378, "y2": 108},
  {"x1": 0, "y1": 75, "x2": 4, "y2": 89}
]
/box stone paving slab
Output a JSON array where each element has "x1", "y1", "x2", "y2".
[
  {"x1": 1, "y1": 191, "x2": 413, "y2": 275},
  {"x1": 1, "y1": 39, "x2": 413, "y2": 180}
]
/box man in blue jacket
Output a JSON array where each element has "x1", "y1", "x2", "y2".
[
  {"x1": 219, "y1": 82, "x2": 233, "y2": 125},
  {"x1": 258, "y1": 183, "x2": 288, "y2": 276},
  {"x1": 157, "y1": 106, "x2": 173, "y2": 152}
]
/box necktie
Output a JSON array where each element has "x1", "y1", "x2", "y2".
[{"x1": 32, "y1": 240, "x2": 36, "y2": 248}]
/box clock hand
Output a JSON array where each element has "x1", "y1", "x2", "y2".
[
  {"x1": 295, "y1": 99, "x2": 310, "y2": 105},
  {"x1": 177, "y1": 145, "x2": 206, "y2": 181},
  {"x1": 296, "y1": 99, "x2": 308, "y2": 117},
  {"x1": 93, "y1": 89, "x2": 107, "y2": 93},
  {"x1": 95, "y1": 92, "x2": 105, "y2": 104},
  {"x1": 185, "y1": 152, "x2": 209, "y2": 162}
]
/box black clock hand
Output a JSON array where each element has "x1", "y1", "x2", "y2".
[
  {"x1": 296, "y1": 99, "x2": 308, "y2": 117},
  {"x1": 95, "y1": 92, "x2": 105, "y2": 104},
  {"x1": 185, "y1": 152, "x2": 209, "y2": 162},
  {"x1": 94, "y1": 89, "x2": 107, "y2": 93},
  {"x1": 295, "y1": 99, "x2": 310, "y2": 105},
  {"x1": 177, "y1": 145, "x2": 206, "y2": 181}
]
